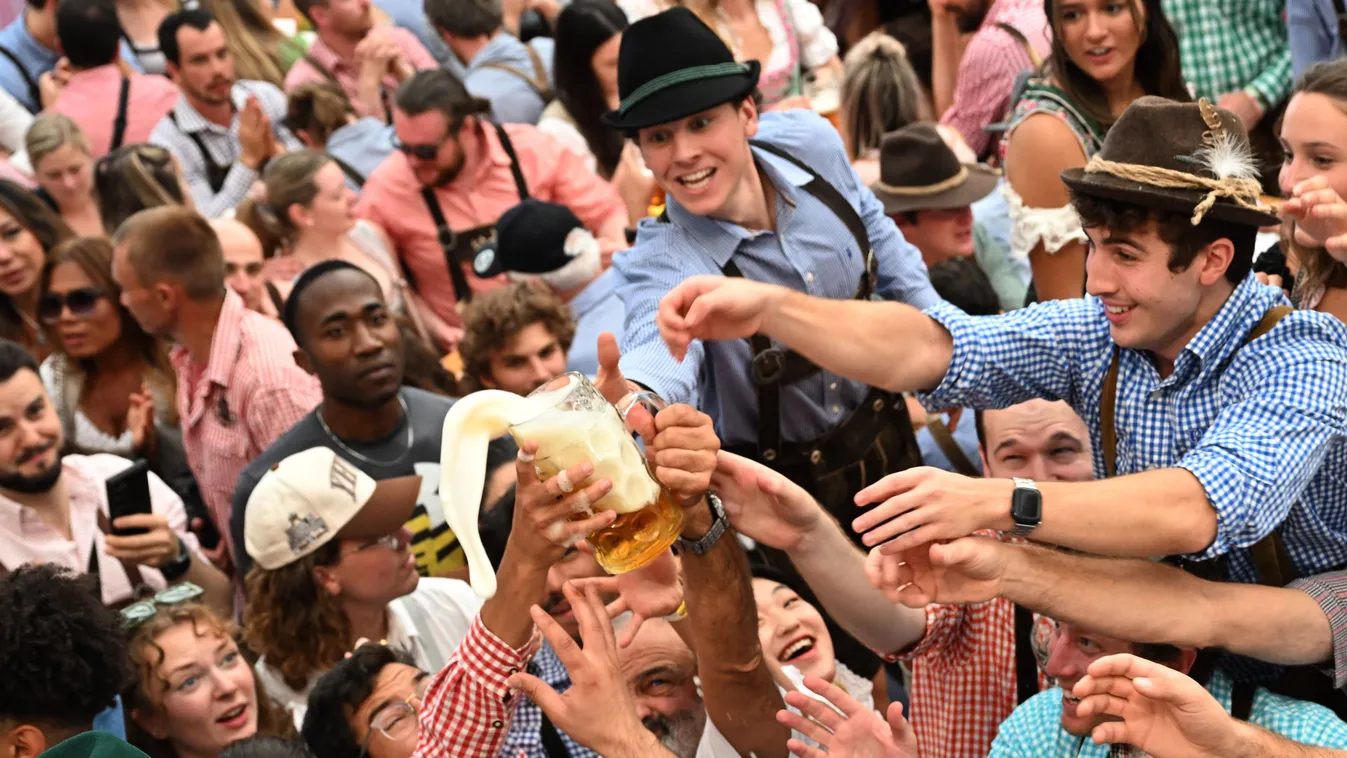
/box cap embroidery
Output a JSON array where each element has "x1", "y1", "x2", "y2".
[
  {"x1": 330, "y1": 457, "x2": 360, "y2": 501},
  {"x1": 286, "y1": 512, "x2": 329, "y2": 554}
]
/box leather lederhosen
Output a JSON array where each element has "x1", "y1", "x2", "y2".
[
  {"x1": 1099, "y1": 304, "x2": 1347, "y2": 717},
  {"x1": 418, "y1": 123, "x2": 529, "y2": 304},
  {"x1": 167, "y1": 111, "x2": 230, "y2": 192},
  {"x1": 668, "y1": 140, "x2": 923, "y2": 678}
]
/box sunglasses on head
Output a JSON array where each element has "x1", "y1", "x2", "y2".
[
  {"x1": 37, "y1": 287, "x2": 105, "y2": 324},
  {"x1": 121, "y1": 582, "x2": 206, "y2": 630}
]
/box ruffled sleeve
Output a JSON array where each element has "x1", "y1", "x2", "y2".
[
  {"x1": 783, "y1": 0, "x2": 837, "y2": 69},
  {"x1": 1002, "y1": 181, "x2": 1087, "y2": 261}
]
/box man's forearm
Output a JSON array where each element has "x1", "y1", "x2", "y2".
[
  {"x1": 1231, "y1": 721, "x2": 1346, "y2": 758},
  {"x1": 762, "y1": 291, "x2": 952, "y2": 393},
  {"x1": 930, "y1": 12, "x2": 961, "y2": 118},
  {"x1": 480, "y1": 546, "x2": 549, "y2": 648},
  {"x1": 790, "y1": 515, "x2": 926, "y2": 656},
  {"x1": 1000, "y1": 544, "x2": 1333, "y2": 667},
  {"x1": 1032, "y1": 468, "x2": 1218, "y2": 557},
  {"x1": 184, "y1": 554, "x2": 233, "y2": 618},
  {"x1": 682, "y1": 501, "x2": 790, "y2": 758}
]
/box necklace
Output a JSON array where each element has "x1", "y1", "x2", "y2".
[
  {"x1": 16, "y1": 307, "x2": 44, "y2": 345},
  {"x1": 316, "y1": 395, "x2": 413, "y2": 467}
]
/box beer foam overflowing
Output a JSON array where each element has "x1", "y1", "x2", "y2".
[{"x1": 511, "y1": 409, "x2": 659, "y2": 516}]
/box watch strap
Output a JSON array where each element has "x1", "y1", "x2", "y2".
[{"x1": 675, "y1": 492, "x2": 727, "y2": 556}]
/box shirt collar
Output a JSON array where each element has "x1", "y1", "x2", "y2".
[
  {"x1": 67, "y1": 63, "x2": 121, "y2": 87},
  {"x1": 304, "y1": 35, "x2": 347, "y2": 73},
  {"x1": 0, "y1": 457, "x2": 92, "y2": 538},
  {"x1": 172, "y1": 83, "x2": 246, "y2": 134},
  {"x1": 386, "y1": 599, "x2": 421, "y2": 645},
  {"x1": 468, "y1": 32, "x2": 523, "y2": 70},
  {"x1": 568, "y1": 269, "x2": 615, "y2": 319},
  {"x1": 664, "y1": 144, "x2": 809, "y2": 268},
  {"x1": 202, "y1": 289, "x2": 249, "y2": 389},
  {"x1": 444, "y1": 122, "x2": 512, "y2": 193},
  {"x1": 1175, "y1": 274, "x2": 1279, "y2": 372}
]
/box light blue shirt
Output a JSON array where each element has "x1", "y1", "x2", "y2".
[
  {"x1": 371, "y1": 0, "x2": 459, "y2": 71},
  {"x1": 328, "y1": 117, "x2": 396, "y2": 192},
  {"x1": 990, "y1": 670, "x2": 1347, "y2": 756},
  {"x1": 917, "y1": 412, "x2": 983, "y2": 475},
  {"x1": 0, "y1": 12, "x2": 57, "y2": 112},
  {"x1": 615, "y1": 110, "x2": 940, "y2": 446},
  {"x1": 566, "y1": 269, "x2": 625, "y2": 378},
  {"x1": 1289, "y1": 0, "x2": 1344, "y2": 77},
  {"x1": 465, "y1": 34, "x2": 554, "y2": 125},
  {"x1": 91, "y1": 697, "x2": 126, "y2": 739}
]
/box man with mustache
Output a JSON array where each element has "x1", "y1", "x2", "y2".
[
  {"x1": 0, "y1": 339, "x2": 230, "y2": 610},
  {"x1": 229, "y1": 260, "x2": 514, "y2": 580},
  {"x1": 149, "y1": 8, "x2": 302, "y2": 218},
  {"x1": 931, "y1": 0, "x2": 1050, "y2": 157},
  {"x1": 356, "y1": 68, "x2": 627, "y2": 351}
]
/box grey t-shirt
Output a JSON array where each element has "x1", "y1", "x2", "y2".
[{"x1": 231, "y1": 387, "x2": 514, "y2": 579}]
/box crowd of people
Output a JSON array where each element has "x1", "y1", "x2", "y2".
[{"x1": 0, "y1": 0, "x2": 1346, "y2": 756}]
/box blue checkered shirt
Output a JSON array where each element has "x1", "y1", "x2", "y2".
[
  {"x1": 918, "y1": 275, "x2": 1347, "y2": 584},
  {"x1": 500, "y1": 643, "x2": 597, "y2": 758},
  {"x1": 989, "y1": 669, "x2": 1347, "y2": 756},
  {"x1": 614, "y1": 109, "x2": 940, "y2": 447}
]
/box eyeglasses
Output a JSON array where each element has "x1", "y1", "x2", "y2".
[
  {"x1": 225, "y1": 261, "x2": 264, "y2": 277},
  {"x1": 37, "y1": 288, "x2": 105, "y2": 324},
  {"x1": 342, "y1": 532, "x2": 407, "y2": 559},
  {"x1": 121, "y1": 582, "x2": 205, "y2": 629},
  {"x1": 392, "y1": 135, "x2": 449, "y2": 161},
  {"x1": 359, "y1": 676, "x2": 431, "y2": 758}
]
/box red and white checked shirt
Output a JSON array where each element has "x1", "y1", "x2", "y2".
[
  {"x1": 173, "y1": 290, "x2": 321, "y2": 562},
  {"x1": 414, "y1": 614, "x2": 543, "y2": 758},
  {"x1": 282, "y1": 27, "x2": 437, "y2": 121},
  {"x1": 938, "y1": 0, "x2": 1051, "y2": 157},
  {"x1": 885, "y1": 532, "x2": 1051, "y2": 758}
]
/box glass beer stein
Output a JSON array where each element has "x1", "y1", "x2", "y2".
[{"x1": 509, "y1": 372, "x2": 684, "y2": 574}]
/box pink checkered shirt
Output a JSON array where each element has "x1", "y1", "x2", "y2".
[
  {"x1": 172, "y1": 289, "x2": 321, "y2": 563},
  {"x1": 283, "y1": 27, "x2": 437, "y2": 121},
  {"x1": 414, "y1": 614, "x2": 543, "y2": 758},
  {"x1": 885, "y1": 532, "x2": 1051, "y2": 758},
  {"x1": 938, "y1": 0, "x2": 1051, "y2": 157}
]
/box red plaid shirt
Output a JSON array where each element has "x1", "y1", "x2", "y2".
[
  {"x1": 885, "y1": 533, "x2": 1051, "y2": 758},
  {"x1": 414, "y1": 615, "x2": 543, "y2": 758},
  {"x1": 173, "y1": 290, "x2": 321, "y2": 562}
]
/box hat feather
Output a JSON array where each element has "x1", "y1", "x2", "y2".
[{"x1": 1192, "y1": 131, "x2": 1258, "y2": 182}]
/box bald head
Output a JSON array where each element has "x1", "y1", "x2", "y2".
[
  {"x1": 211, "y1": 219, "x2": 266, "y2": 313},
  {"x1": 977, "y1": 400, "x2": 1093, "y2": 482}
]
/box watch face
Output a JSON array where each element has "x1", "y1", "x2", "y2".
[{"x1": 1011, "y1": 487, "x2": 1042, "y2": 525}]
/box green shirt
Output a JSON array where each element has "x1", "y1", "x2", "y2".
[{"x1": 1161, "y1": 0, "x2": 1293, "y2": 107}]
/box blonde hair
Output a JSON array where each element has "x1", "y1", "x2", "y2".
[
  {"x1": 234, "y1": 149, "x2": 330, "y2": 257},
  {"x1": 283, "y1": 83, "x2": 357, "y2": 148},
  {"x1": 25, "y1": 114, "x2": 92, "y2": 171},
  {"x1": 841, "y1": 32, "x2": 930, "y2": 161},
  {"x1": 198, "y1": 0, "x2": 291, "y2": 87}
]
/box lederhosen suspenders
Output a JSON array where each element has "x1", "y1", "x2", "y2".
[
  {"x1": 110, "y1": 77, "x2": 131, "y2": 151},
  {"x1": 331, "y1": 155, "x2": 367, "y2": 187},
  {"x1": 419, "y1": 123, "x2": 529, "y2": 304},
  {"x1": 167, "y1": 111, "x2": 230, "y2": 193},
  {"x1": 305, "y1": 54, "x2": 395, "y2": 124},
  {"x1": 0, "y1": 510, "x2": 150, "y2": 609},
  {"x1": 0, "y1": 46, "x2": 39, "y2": 113},
  {"x1": 477, "y1": 44, "x2": 553, "y2": 103}
]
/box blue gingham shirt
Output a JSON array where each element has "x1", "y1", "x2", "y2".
[
  {"x1": 501, "y1": 643, "x2": 597, "y2": 758},
  {"x1": 989, "y1": 669, "x2": 1347, "y2": 756},
  {"x1": 918, "y1": 275, "x2": 1347, "y2": 583},
  {"x1": 615, "y1": 110, "x2": 940, "y2": 446}
]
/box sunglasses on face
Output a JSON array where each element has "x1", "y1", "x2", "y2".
[
  {"x1": 37, "y1": 288, "x2": 105, "y2": 324},
  {"x1": 392, "y1": 135, "x2": 450, "y2": 161},
  {"x1": 121, "y1": 582, "x2": 206, "y2": 629}
]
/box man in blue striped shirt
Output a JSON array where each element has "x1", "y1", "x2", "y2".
[{"x1": 655, "y1": 97, "x2": 1347, "y2": 591}]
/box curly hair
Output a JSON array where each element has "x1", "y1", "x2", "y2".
[
  {"x1": 459, "y1": 282, "x2": 576, "y2": 385},
  {"x1": 123, "y1": 603, "x2": 292, "y2": 758},
  {"x1": 301, "y1": 645, "x2": 416, "y2": 758},
  {"x1": 0, "y1": 565, "x2": 130, "y2": 731},
  {"x1": 242, "y1": 541, "x2": 351, "y2": 693}
]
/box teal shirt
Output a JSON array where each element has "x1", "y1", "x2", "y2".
[{"x1": 990, "y1": 669, "x2": 1347, "y2": 757}]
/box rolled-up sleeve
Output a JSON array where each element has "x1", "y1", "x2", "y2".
[
  {"x1": 916, "y1": 299, "x2": 1094, "y2": 412},
  {"x1": 1179, "y1": 354, "x2": 1347, "y2": 560},
  {"x1": 1288, "y1": 570, "x2": 1347, "y2": 689}
]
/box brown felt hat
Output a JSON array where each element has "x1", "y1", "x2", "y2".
[
  {"x1": 870, "y1": 123, "x2": 1000, "y2": 215},
  {"x1": 1060, "y1": 96, "x2": 1279, "y2": 228}
]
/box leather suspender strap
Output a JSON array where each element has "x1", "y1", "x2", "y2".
[
  {"x1": 1100, "y1": 304, "x2": 1295, "y2": 584},
  {"x1": 1013, "y1": 604, "x2": 1039, "y2": 704},
  {"x1": 330, "y1": 154, "x2": 366, "y2": 187},
  {"x1": 928, "y1": 417, "x2": 981, "y2": 477},
  {"x1": 1335, "y1": 0, "x2": 1347, "y2": 41},
  {"x1": 167, "y1": 111, "x2": 230, "y2": 192},
  {"x1": 478, "y1": 44, "x2": 553, "y2": 102},
  {"x1": 994, "y1": 21, "x2": 1043, "y2": 68},
  {"x1": 110, "y1": 77, "x2": 131, "y2": 151},
  {"x1": 0, "y1": 46, "x2": 39, "y2": 112},
  {"x1": 1230, "y1": 680, "x2": 1256, "y2": 721},
  {"x1": 494, "y1": 123, "x2": 531, "y2": 200}
]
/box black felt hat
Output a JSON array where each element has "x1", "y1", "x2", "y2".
[
  {"x1": 474, "y1": 199, "x2": 589, "y2": 278},
  {"x1": 600, "y1": 6, "x2": 761, "y2": 131}
]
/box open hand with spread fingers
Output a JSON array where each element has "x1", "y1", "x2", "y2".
[
  {"x1": 571, "y1": 544, "x2": 683, "y2": 647},
  {"x1": 777, "y1": 675, "x2": 917, "y2": 757},
  {"x1": 877, "y1": 536, "x2": 1010, "y2": 608}
]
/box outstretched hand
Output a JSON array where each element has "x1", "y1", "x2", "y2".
[
  {"x1": 655, "y1": 276, "x2": 788, "y2": 361},
  {"x1": 777, "y1": 676, "x2": 917, "y2": 758},
  {"x1": 875, "y1": 536, "x2": 1010, "y2": 608},
  {"x1": 572, "y1": 545, "x2": 683, "y2": 647}
]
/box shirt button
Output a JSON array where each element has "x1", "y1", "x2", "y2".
[
  {"x1": 507, "y1": 667, "x2": 518, "y2": 675},
  {"x1": 831, "y1": 405, "x2": 841, "y2": 414},
  {"x1": 491, "y1": 719, "x2": 504, "y2": 729},
  {"x1": 829, "y1": 382, "x2": 838, "y2": 391},
  {"x1": 806, "y1": 272, "x2": 816, "y2": 282}
]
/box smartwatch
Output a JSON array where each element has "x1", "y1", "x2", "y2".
[
  {"x1": 675, "y1": 493, "x2": 728, "y2": 556},
  {"x1": 1010, "y1": 478, "x2": 1041, "y2": 537}
]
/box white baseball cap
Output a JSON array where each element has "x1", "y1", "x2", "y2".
[{"x1": 244, "y1": 447, "x2": 421, "y2": 571}]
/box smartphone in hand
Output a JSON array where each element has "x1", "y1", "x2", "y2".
[{"x1": 106, "y1": 459, "x2": 153, "y2": 537}]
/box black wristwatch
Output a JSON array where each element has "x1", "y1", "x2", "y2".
[
  {"x1": 1009, "y1": 478, "x2": 1042, "y2": 537},
  {"x1": 675, "y1": 492, "x2": 727, "y2": 556},
  {"x1": 159, "y1": 537, "x2": 193, "y2": 582}
]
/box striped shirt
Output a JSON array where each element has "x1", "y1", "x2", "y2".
[
  {"x1": 938, "y1": 0, "x2": 1051, "y2": 157},
  {"x1": 989, "y1": 669, "x2": 1347, "y2": 756},
  {"x1": 615, "y1": 109, "x2": 940, "y2": 446},
  {"x1": 149, "y1": 80, "x2": 302, "y2": 219},
  {"x1": 282, "y1": 27, "x2": 437, "y2": 122},
  {"x1": 1289, "y1": 570, "x2": 1347, "y2": 690},
  {"x1": 172, "y1": 289, "x2": 321, "y2": 562},
  {"x1": 918, "y1": 276, "x2": 1347, "y2": 584}
]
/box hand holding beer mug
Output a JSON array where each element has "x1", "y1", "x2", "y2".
[{"x1": 440, "y1": 372, "x2": 687, "y2": 598}]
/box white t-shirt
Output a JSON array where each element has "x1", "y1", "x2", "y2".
[{"x1": 256, "y1": 577, "x2": 482, "y2": 727}]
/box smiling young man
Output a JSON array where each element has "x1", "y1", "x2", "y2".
[{"x1": 658, "y1": 98, "x2": 1347, "y2": 621}]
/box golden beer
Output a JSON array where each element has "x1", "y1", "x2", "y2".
[{"x1": 510, "y1": 373, "x2": 684, "y2": 574}]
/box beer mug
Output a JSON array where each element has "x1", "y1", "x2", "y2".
[
  {"x1": 509, "y1": 372, "x2": 684, "y2": 575},
  {"x1": 804, "y1": 69, "x2": 843, "y2": 133}
]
